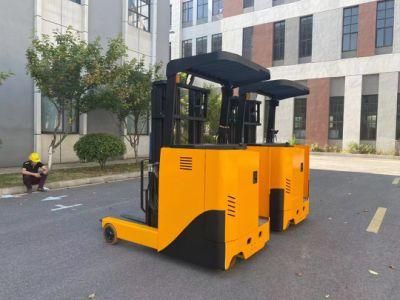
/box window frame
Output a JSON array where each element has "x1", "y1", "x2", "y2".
[
  {"x1": 299, "y1": 15, "x2": 313, "y2": 58},
  {"x1": 273, "y1": 21, "x2": 285, "y2": 61},
  {"x1": 197, "y1": 0, "x2": 208, "y2": 22},
  {"x1": 376, "y1": 0, "x2": 394, "y2": 48},
  {"x1": 328, "y1": 96, "x2": 344, "y2": 140},
  {"x1": 242, "y1": 26, "x2": 254, "y2": 60},
  {"x1": 243, "y1": 0, "x2": 254, "y2": 9},
  {"x1": 182, "y1": 39, "x2": 193, "y2": 58},
  {"x1": 342, "y1": 6, "x2": 359, "y2": 52},
  {"x1": 211, "y1": 33, "x2": 222, "y2": 52},
  {"x1": 41, "y1": 98, "x2": 79, "y2": 134},
  {"x1": 212, "y1": 0, "x2": 223, "y2": 16},
  {"x1": 128, "y1": 0, "x2": 151, "y2": 32},
  {"x1": 196, "y1": 36, "x2": 208, "y2": 55},
  {"x1": 293, "y1": 98, "x2": 307, "y2": 140},
  {"x1": 182, "y1": 0, "x2": 194, "y2": 27},
  {"x1": 127, "y1": 113, "x2": 150, "y2": 136},
  {"x1": 360, "y1": 95, "x2": 378, "y2": 140}
]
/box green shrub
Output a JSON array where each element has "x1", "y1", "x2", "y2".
[
  {"x1": 358, "y1": 144, "x2": 376, "y2": 154},
  {"x1": 347, "y1": 142, "x2": 376, "y2": 154},
  {"x1": 310, "y1": 143, "x2": 324, "y2": 152},
  {"x1": 288, "y1": 136, "x2": 297, "y2": 146},
  {"x1": 74, "y1": 133, "x2": 126, "y2": 169}
]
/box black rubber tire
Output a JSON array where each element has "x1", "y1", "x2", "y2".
[
  {"x1": 103, "y1": 224, "x2": 118, "y2": 245},
  {"x1": 228, "y1": 256, "x2": 237, "y2": 270}
]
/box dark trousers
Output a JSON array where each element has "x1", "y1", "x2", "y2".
[{"x1": 23, "y1": 174, "x2": 47, "y2": 189}]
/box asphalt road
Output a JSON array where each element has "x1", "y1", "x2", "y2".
[{"x1": 0, "y1": 170, "x2": 399, "y2": 300}]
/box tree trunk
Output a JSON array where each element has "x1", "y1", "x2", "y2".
[{"x1": 48, "y1": 145, "x2": 54, "y2": 170}]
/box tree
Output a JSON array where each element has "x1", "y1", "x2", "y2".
[
  {"x1": 26, "y1": 29, "x2": 126, "y2": 169},
  {"x1": 87, "y1": 52, "x2": 161, "y2": 163},
  {"x1": 203, "y1": 85, "x2": 222, "y2": 143},
  {"x1": 0, "y1": 71, "x2": 13, "y2": 85}
]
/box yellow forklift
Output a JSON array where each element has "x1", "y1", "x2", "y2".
[
  {"x1": 101, "y1": 52, "x2": 272, "y2": 270},
  {"x1": 221, "y1": 80, "x2": 310, "y2": 231}
]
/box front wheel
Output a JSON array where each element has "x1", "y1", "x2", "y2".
[{"x1": 103, "y1": 224, "x2": 118, "y2": 245}]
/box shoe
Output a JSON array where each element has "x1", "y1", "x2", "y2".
[
  {"x1": 37, "y1": 187, "x2": 47, "y2": 192},
  {"x1": 27, "y1": 188, "x2": 33, "y2": 194}
]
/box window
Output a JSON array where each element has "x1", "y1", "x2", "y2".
[
  {"x1": 212, "y1": 0, "x2": 223, "y2": 15},
  {"x1": 396, "y1": 94, "x2": 400, "y2": 140},
  {"x1": 360, "y1": 95, "x2": 378, "y2": 140},
  {"x1": 293, "y1": 98, "x2": 307, "y2": 139},
  {"x1": 273, "y1": 21, "x2": 285, "y2": 61},
  {"x1": 127, "y1": 114, "x2": 149, "y2": 135},
  {"x1": 182, "y1": 39, "x2": 192, "y2": 57},
  {"x1": 242, "y1": 27, "x2": 253, "y2": 60},
  {"x1": 128, "y1": 0, "x2": 150, "y2": 32},
  {"x1": 41, "y1": 98, "x2": 79, "y2": 133},
  {"x1": 182, "y1": 1, "x2": 193, "y2": 27},
  {"x1": 342, "y1": 6, "x2": 359, "y2": 52},
  {"x1": 170, "y1": 4, "x2": 172, "y2": 28},
  {"x1": 299, "y1": 15, "x2": 313, "y2": 58},
  {"x1": 196, "y1": 36, "x2": 208, "y2": 55},
  {"x1": 70, "y1": 0, "x2": 81, "y2": 4},
  {"x1": 197, "y1": 0, "x2": 208, "y2": 22},
  {"x1": 211, "y1": 33, "x2": 222, "y2": 52},
  {"x1": 243, "y1": 0, "x2": 254, "y2": 8},
  {"x1": 376, "y1": 0, "x2": 394, "y2": 48},
  {"x1": 329, "y1": 97, "x2": 344, "y2": 140}
]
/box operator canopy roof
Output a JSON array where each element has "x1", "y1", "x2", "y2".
[
  {"x1": 166, "y1": 51, "x2": 271, "y2": 88},
  {"x1": 240, "y1": 79, "x2": 309, "y2": 100}
]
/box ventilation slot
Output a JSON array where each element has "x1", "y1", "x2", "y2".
[
  {"x1": 285, "y1": 178, "x2": 291, "y2": 194},
  {"x1": 227, "y1": 195, "x2": 237, "y2": 217},
  {"x1": 179, "y1": 156, "x2": 193, "y2": 171}
]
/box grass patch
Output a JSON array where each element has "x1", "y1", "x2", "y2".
[{"x1": 0, "y1": 163, "x2": 140, "y2": 189}]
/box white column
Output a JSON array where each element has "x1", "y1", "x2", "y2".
[
  {"x1": 393, "y1": 0, "x2": 400, "y2": 53},
  {"x1": 376, "y1": 72, "x2": 399, "y2": 153},
  {"x1": 275, "y1": 98, "x2": 294, "y2": 143},
  {"x1": 343, "y1": 75, "x2": 363, "y2": 149},
  {"x1": 256, "y1": 95, "x2": 265, "y2": 143},
  {"x1": 33, "y1": 0, "x2": 43, "y2": 153}
]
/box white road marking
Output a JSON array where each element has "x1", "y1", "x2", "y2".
[
  {"x1": 41, "y1": 195, "x2": 68, "y2": 201},
  {"x1": 392, "y1": 178, "x2": 400, "y2": 185},
  {"x1": 1, "y1": 194, "x2": 20, "y2": 199},
  {"x1": 366, "y1": 207, "x2": 387, "y2": 234},
  {"x1": 51, "y1": 204, "x2": 82, "y2": 212}
]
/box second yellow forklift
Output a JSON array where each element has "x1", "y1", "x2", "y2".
[{"x1": 221, "y1": 79, "x2": 310, "y2": 231}]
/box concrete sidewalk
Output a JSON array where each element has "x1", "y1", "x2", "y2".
[{"x1": 310, "y1": 153, "x2": 400, "y2": 176}]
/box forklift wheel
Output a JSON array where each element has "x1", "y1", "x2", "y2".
[
  {"x1": 228, "y1": 256, "x2": 237, "y2": 270},
  {"x1": 103, "y1": 224, "x2": 118, "y2": 245}
]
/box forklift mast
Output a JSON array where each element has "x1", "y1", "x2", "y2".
[
  {"x1": 143, "y1": 52, "x2": 271, "y2": 228},
  {"x1": 221, "y1": 80, "x2": 310, "y2": 144}
]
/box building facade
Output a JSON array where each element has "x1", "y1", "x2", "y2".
[
  {"x1": 0, "y1": 0, "x2": 169, "y2": 167},
  {"x1": 170, "y1": 0, "x2": 400, "y2": 154}
]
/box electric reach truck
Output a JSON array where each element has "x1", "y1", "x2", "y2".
[
  {"x1": 222, "y1": 79, "x2": 311, "y2": 231},
  {"x1": 101, "y1": 52, "x2": 272, "y2": 270}
]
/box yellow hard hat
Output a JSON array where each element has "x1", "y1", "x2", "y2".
[{"x1": 29, "y1": 152, "x2": 41, "y2": 163}]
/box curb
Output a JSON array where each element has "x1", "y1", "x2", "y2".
[
  {"x1": 310, "y1": 152, "x2": 400, "y2": 160},
  {"x1": 0, "y1": 172, "x2": 141, "y2": 196}
]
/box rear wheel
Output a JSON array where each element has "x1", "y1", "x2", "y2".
[
  {"x1": 228, "y1": 256, "x2": 237, "y2": 270},
  {"x1": 103, "y1": 224, "x2": 118, "y2": 245}
]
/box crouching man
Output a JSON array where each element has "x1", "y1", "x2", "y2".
[{"x1": 22, "y1": 152, "x2": 49, "y2": 193}]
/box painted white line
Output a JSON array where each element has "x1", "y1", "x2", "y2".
[
  {"x1": 392, "y1": 178, "x2": 400, "y2": 185},
  {"x1": 51, "y1": 204, "x2": 82, "y2": 212},
  {"x1": 366, "y1": 207, "x2": 387, "y2": 234},
  {"x1": 41, "y1": 195, "x2": 68, "y2": 201}
]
